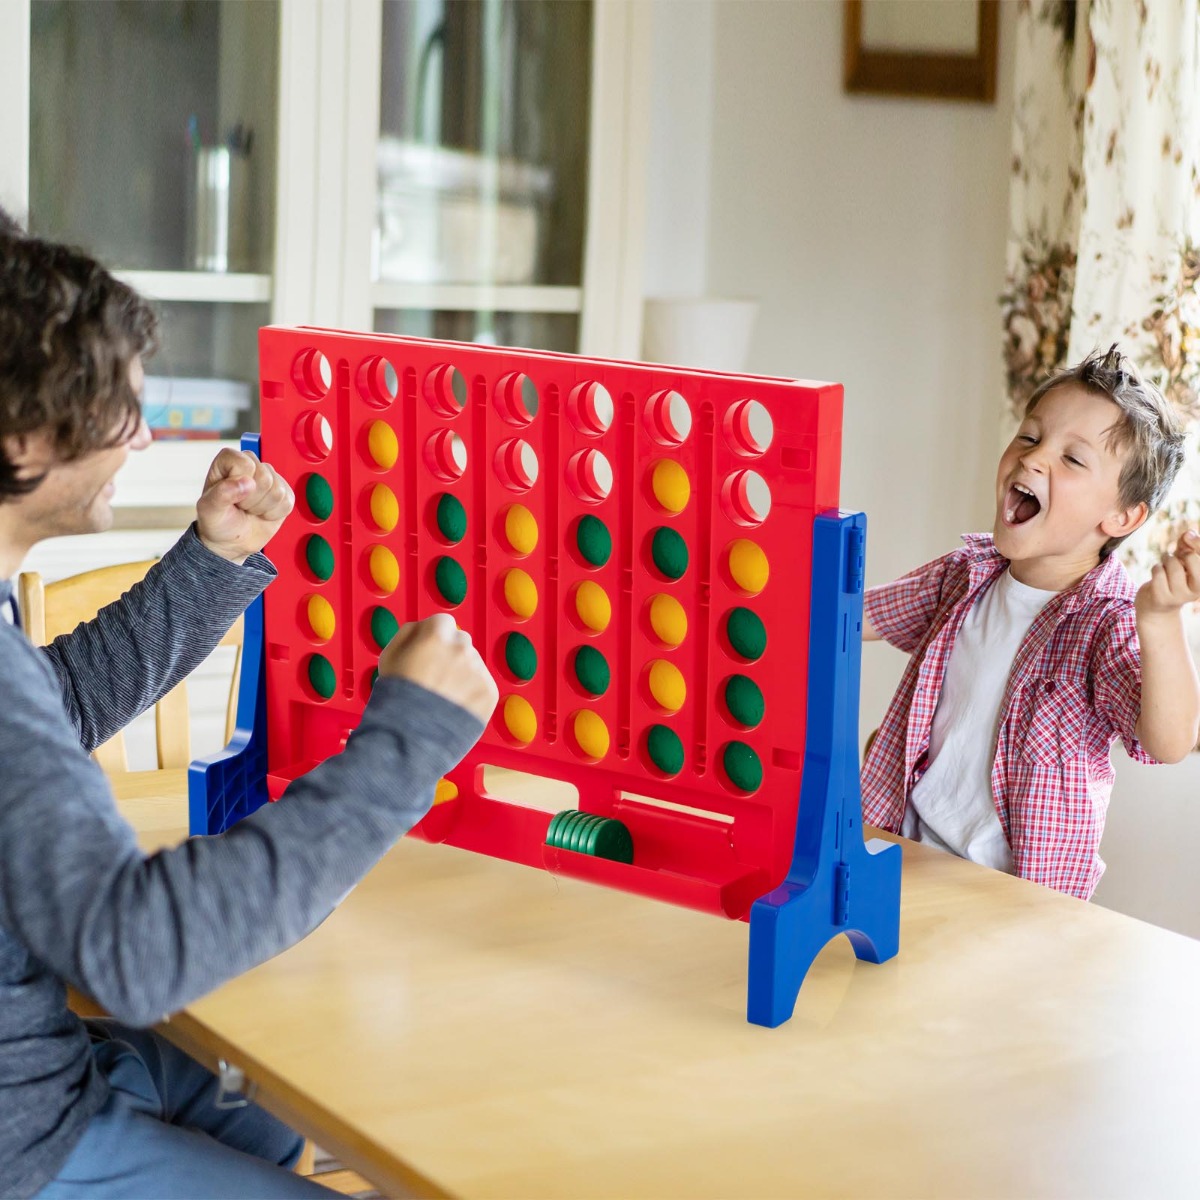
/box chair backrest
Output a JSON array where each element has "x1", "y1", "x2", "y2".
[{"x1": 17, "y1": 560, "x2": 243, "y2": 771}]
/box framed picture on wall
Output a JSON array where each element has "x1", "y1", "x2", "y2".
[{"x1": 843, "y1": 0, "x2": 999, "y2": 103}]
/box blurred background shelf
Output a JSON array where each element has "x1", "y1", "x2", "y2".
[
  {"x1": 370, "y1": 283, "x2": 582, "y2": 314},
  {"x1": 116, "y1": 271, "x2": 273, "y2": 305},
  {"x1": 0, "y1": 0, "x2": 649, "y2": 586}
]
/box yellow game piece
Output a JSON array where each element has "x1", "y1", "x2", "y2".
[
  {"x1": 504, "y1": 504, "x2": 539, "y2": 555},
  {"x1": 503, "y1": 568, "x2": 538, "y2": 619},
  {"x1": 503, "y1": 695, "x2": 537, "y2": 744},
  {"x1": 573, "y1": 709, "x2": 610, "y2": 760},
  {"x1": 367, "y1": 420, "x2": 399, "y2": 470},
  {"x1": 369, "y1": 484, "x2": 399, "y2": 533},
  {"x1": 434, "y1": 778, "x2": 459, "y2": 805},
  {"x1": 651, "y1": 459, "x2": 691, "y2": 515},
  {"x1": 648, "y1": 594, "x2": 687, "y2": 647},
  {"x1": 368, "y1": 545, "x2": 399, "y2": 595},
  {"x1": 575, "y1": 581, "x2": 611, "y2": 632},
  {"x1": 648, "y1": 659, "x2": 686, "y2": 713},
  {"x1": 728, "y1": 539, "x2": 769, "y2": 595},
  {"x1": 306, "y1": 594, "x2": 336, "y2": 642}
]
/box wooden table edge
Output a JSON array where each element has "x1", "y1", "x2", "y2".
[{"x1": 155, "y1": 1009, "x2": 455, "y2": 1199}]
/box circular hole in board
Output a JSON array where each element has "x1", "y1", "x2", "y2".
[
  {"x1": 293, "y1": 348, "x2": 333, "y2": 400},
  {"x1": 357, "y1": 356, "x2": 399, "y2": 409},
  {"x1": 567, "y1": 381, "x2": 614, "y2": 436}
]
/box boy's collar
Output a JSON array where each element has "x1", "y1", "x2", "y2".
[{"x1": 959, "y1": 532, "x2": 1135, "y2": 605}]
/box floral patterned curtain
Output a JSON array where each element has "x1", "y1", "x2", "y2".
[{"x1": 1002, "y1": 0, "x2": 1200, "y2": 577}]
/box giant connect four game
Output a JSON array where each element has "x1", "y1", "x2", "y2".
[{"x1": 190, "y1": 326, "x2": 902, "y2": 1027}]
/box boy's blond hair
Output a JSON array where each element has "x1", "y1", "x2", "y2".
[{"x1": 1025, "y1": 345, "x2": 1186, "y2": 558}]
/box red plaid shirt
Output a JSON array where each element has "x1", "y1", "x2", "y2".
[{"x1": 861, "y1": 533, "x2": 1156, "y2": 900}]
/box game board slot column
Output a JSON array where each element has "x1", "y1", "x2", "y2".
[
  {"x1": 560, "y1": 378, "x2": 618, "y2": 771},
  {"x1": 354, "y1": 350, "x2": 404, "y2": 706},
  {"x1": 335, "y1": 355, "x2": 357, "y2": 700},
  {"x1": 636, "y1": 387, "x2": 698, "y2": 790},
  {"x1": 490, "y1": 367, "x2": 548, "y2": 756}
]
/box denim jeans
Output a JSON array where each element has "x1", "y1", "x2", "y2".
[{"x1": 35, "y1": 1020, "x2": 334, "y2": 1199}]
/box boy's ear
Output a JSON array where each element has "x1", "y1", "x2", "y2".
[{"x1": 1101, "y1": 500, "x2": 1149, "y2": 540}]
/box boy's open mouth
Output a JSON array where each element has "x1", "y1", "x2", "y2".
[{"x1": 1003, "y1": 482, "x2": 1042, "y2": 526}]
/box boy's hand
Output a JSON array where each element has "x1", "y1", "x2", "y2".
[
  {"x1": 196, "y1": 449, "x2": 295, "y2": 564},
  {"x1": 377, "y1": 613, "x2": 499, "y2": 724},
  {"x1": 1136, "y1": 531, "x2": 1200, "y2": 618}
]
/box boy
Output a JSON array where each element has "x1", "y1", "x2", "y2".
[
  {"x1": 862, "y1": 346, "x2": 1198, "y2": 899},
  {"x1": 0, "y1": 210, "x2": 497, "y2": 1197}
]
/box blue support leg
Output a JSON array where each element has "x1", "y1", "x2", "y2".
[
  {"x1": 746, "y1": 512, "x2": 902, "y2": 1028},
  {"x1": 188, "y1": 433, "x2": 272, "y2": 836}
]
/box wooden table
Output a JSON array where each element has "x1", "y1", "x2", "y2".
[{"x1": 111, "y1": 770, "x2": 1200, "y2": 1199}]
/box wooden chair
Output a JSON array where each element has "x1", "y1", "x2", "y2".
[{"x1": 17, "y1": 561, "x2": 243, "y2": 771}]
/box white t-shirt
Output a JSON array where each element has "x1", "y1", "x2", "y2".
[{"x1": 900, "y1": 568, "x2": 1057, "y2": 871}]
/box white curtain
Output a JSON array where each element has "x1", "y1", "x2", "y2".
[{"x1": 1002, "y1": 0, "x2": 1200, "y2": 577}]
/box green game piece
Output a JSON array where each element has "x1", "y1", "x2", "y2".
[
  {"x1": 592, "y1": 818, "x2": 634, "y2": 864},
  {"x1": 435, "y1": 556, "x2": 468, "y2": 605},
  {"x1": 305, "y1": 534, "x2": 335, "y2": 581},
  {"x1": 569, "y1": 814, "x2": 599, "y2": 853},
  {"x1": 725, "y1": 675, "x2": 765, "y2": 728},
  {"x1": 555, "y1": 811, "x2": 580, "y2": 851},
  {"x1": 549, "y1": 811, "x2": 576, "y2": 851},
  {"x1": 573, "y1": 645, "x2": 610, "y2": 696},
  {"x1": 646, "y1": 725, "x2": 684, "y2": 775},
  {"x1": 436, "y1": 493, "x2": 467, "y2": 543},
  {"x1": 576, "y1": 515, "x2": 612, "y2": 567},
  {"x1": 651, "y1": 527, "x2": 688, "y2": 580},
  {"x1": 723, "y1": 741, "x2": 763, "y2": 792},
  {"x1": 305, "y1": 474, "x2": 334, "y2": 521},
  {"x1": 581, "y1": 815, "x2": 607, "y2": 853},
  {"x1": 504, "y1": 632, "x2": 537, "y2": 681},
  {"x1": 370, "y1": 606, "x2": 399, "y2": 649},
  {"x1": 546, "y1": 810, "x2": 571, "y2": 847},
  {"x1": 308, "y1": 654, "x2": 336, "y2": 699},
  {"x1": 726, "y1": 607, "x2": 767, "y2": 661}
]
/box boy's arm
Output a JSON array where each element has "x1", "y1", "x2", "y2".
[
  {"x1": 863, "y1": 550, "x2": 958, "y2": 652},
  {"x1": 1132, "y1": 533, "x2": 1200, "y2": 763}
]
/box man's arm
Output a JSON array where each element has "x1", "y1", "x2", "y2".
[
  {"x1": 43, "y1": 529, "x2": 273, "y2": 752},
  {"x1": 0, "y1": 615, "x2": 495, "y2": 1027},
  {"x1": 1133, "y1": 532, "x2": 1200, "y2": 763},
  {"x1": 862, "y1": 615, "x2": 881, "y2": 642},
  {"x1": 40, "y1": 448, "x2": 292, "y2": 752}
]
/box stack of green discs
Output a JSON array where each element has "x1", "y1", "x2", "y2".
[{"x1": 544, "y1": 810, "x2": 633, "y2": 864}]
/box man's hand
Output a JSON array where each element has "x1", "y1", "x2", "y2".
[
  {"x1": 196, "y1": 449, "x2": 294, "y2": 564},
  {"x1": 377, "y1": 613, "x2": 499, "y2": 725},
  {"x1": 1136, "y1": 531, "x2": 1200, "y2": 618}
]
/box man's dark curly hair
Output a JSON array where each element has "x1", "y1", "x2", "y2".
[{"x1": 0, "y1": 207, "x2": 158, "y2": 500}]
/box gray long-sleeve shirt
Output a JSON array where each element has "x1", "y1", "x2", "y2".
[{"x1": 0, "y1": 527, "x2": 483, "y2": 1198}]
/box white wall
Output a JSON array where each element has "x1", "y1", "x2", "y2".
[
  {"x1": 646, "y1": 0, "x2": 1200, "y2": 938},
  {"x1": 642, "y1": 0, "x2": 716, "y2": 298}
]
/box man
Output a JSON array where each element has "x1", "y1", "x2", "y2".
[{"x1": 0, "y1": 211, "x2": 497, "y2": 1197}]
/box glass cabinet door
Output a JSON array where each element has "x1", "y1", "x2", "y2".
[
  {"x1": 28, "y1": 0, "x2": 279, "y2": 439},
  {"x1": 372, "y1": 0, "x2": 591, "y2": 352}
]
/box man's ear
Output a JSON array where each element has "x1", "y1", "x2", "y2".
[
  {"x1": 1, "y1": 435, "x2": 29, "y2": 472},
  {"x1": 1101, "y1": 500, "x2": 1149, "y2": 540}
]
